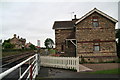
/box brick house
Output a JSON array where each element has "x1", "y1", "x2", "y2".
[
  {"x1": 10, "y1": 34, "x2": 26, "y2": 49},
  {"x1": 25, "y1": 42, "x2": 33, "y2": 49},
  {"x1": 53, "y1": 8, "x2": 118, "y2": 62}
]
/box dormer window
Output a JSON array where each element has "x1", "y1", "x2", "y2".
[{"x1": 92, "y1": 16, "x2": 99, "y2": 27}]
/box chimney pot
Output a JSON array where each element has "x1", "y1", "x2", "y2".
[
  {"x1": 74, "y1": 15, "x2": 77, "y2": 19},
  {"x1": 14, "y1": 34, "x2": 16, "y2": 38}
]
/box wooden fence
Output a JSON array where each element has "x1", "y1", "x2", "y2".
[{"x1": 40, "y1": 56, "x2": 80, "y2": 72}]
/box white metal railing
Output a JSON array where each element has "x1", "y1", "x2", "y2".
[
  {"x1": 40, "y1": 56, "x2": 80, "y2": 72},
  {"x1": 0, "y1": 54, "x2": 40, "y2": 80}
]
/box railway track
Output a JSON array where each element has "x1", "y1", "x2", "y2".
[{"x1": 1, "y1": 52, "x2": 35, "y2": 68}]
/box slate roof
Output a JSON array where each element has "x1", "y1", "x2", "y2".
[
  {"x1": 53, "y1": 8, "x2": 118, "y2": 29},
  {"x1": 75, "y1": 8, "x2": 118, "y2": 24},
  {"x1": 53, "y1": 21, "x2": 75, "y2": 29}
]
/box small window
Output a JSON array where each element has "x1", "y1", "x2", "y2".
[
  {"x1": 92, "y1": 16, "x2": 99, "y2": 27},
  {"x1": 94, "y1": 45, "x2": 100, "y2": 51},
  {"x1": 93, "y1": 19, "x2": 98, "y2": 21},
  {"x1": 93, "y1": 43, "x2": 100, "y2": 51},
  {"x1": 93, "y1": 22, "x2": 99, "y2": 27}
]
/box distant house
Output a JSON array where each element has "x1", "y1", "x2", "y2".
[
  {"x1": 53, "y1": 8, "x2": 118, "y2": 62},
  {"x1": 25, "y1": 42, "x2": 33, "y2": 49},
  {"x1": 10, "y1": 34, "x2": 26, "y2": 49}
]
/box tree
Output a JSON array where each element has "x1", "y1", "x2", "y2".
[
  {"x1": 116, "y1": 29, "x2": 120, "y2": 58},
  {"x1": 116, "y1": 29, "x2": 120, "y2": 38},
  {"x1": 44, "y1": 38, "x2": 54, "y2": 49},
  {"x1": 3, "y1": 43, "x2": 15, "y2": 49},
  {"x1": 29, "y1": 44, "x2": 36, "y2": 50},
  {"x1": 2, "y1": 39, "x2": 10, "y2": 47},
  {"x1": 2, "y1": 39, "x2": 15, "y2": 49}
]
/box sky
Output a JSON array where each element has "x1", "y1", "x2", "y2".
[{"x1": 0, "y1": 0, "x2": 119, "y2": 47}]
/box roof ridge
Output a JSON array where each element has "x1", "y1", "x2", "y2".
[
  {"x1": 75, "y1": 8, "x2": 118, "y2": 24},
  {"x1": 55, "y1": 20, "x2": 72, "y2": 22}
]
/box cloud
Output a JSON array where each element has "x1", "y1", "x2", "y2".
[{"x1": 1, "y1": 2, "x2": 118, "y2": 46}]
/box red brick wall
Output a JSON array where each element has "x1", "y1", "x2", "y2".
[{"x1": 76, "y1": 12, "x2": 117, "y2": 62}]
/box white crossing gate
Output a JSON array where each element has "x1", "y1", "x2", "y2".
[
  {"x1": 40, "y1": 56, "x2": 80, "y2": 72},
  {"x1": 0, "y1": 54, "x2": 40, "y2": 80}
]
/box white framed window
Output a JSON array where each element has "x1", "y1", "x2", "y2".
[
  {"x1": 94, "y1": 45, "x2": 100, "y2": 51},
  {"x1": 93, "y1": 43, "x2": 100, "y2": 51},
  {"x1": 93, "y1": 22, "x2": 99, "y2": 27},
  {"x1": 92, "y1": 16, "x2": 99, "y2": 27},
  {"x1": 93, "y1": 19, "x2": 98, "y2": 21}
]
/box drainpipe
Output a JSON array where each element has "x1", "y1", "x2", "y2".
[{"x1": 76, "y1": 40, "x2": 77, "y2": 57}]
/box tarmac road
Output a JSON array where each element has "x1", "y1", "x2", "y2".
[{"x1": 36, "y1": 67, "x2": 119, "y2": 79}]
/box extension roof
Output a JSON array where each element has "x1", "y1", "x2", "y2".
[{"x1": 53, "y1": 21, "x2": 75, "y2": 29}]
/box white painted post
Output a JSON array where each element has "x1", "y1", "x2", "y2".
[
  {"x1": 38, "y1": 53, "x2": 40, "y2": 70},
  {"x1": 36, "y1": 54, "x2": 38, "y2": 75},
  {"x1": 19, "y1": 67, "x2": 21, "y2": 80},
  {"x1": 76, "y1": 56, "x2": 80, "y2": 72}
]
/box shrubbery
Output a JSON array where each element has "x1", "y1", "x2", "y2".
[{"x1": 116, "y1": 29, "x2": 120, "y2": 58}]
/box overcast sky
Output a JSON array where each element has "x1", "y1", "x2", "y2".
[{"x1": 1, "y1": 1, "x2": 119, "y2": 47}]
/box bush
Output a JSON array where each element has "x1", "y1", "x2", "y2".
[
  {"x1": 49, "y1": 49, "x2": 56, "y2": 54},
  {"x1": 51, "y1": 54, "x2": 61, "y2": 57},
  {"x1": 29, "y1": 44, "x2": 36, "y2": 50},
  {"x1": 3, "y1": 43, "x2": 15, "y2": 49}
]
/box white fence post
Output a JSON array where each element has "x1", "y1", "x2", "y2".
[
  {"x1": 36, "y1": 54, "x2": 38, "y2": 75},
  {"x1": 76, "y1": 56, "x2": 80, "y2": 72},
  {"x1": 19, "y1": 67, "x2": 21, "y2": 80}
]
